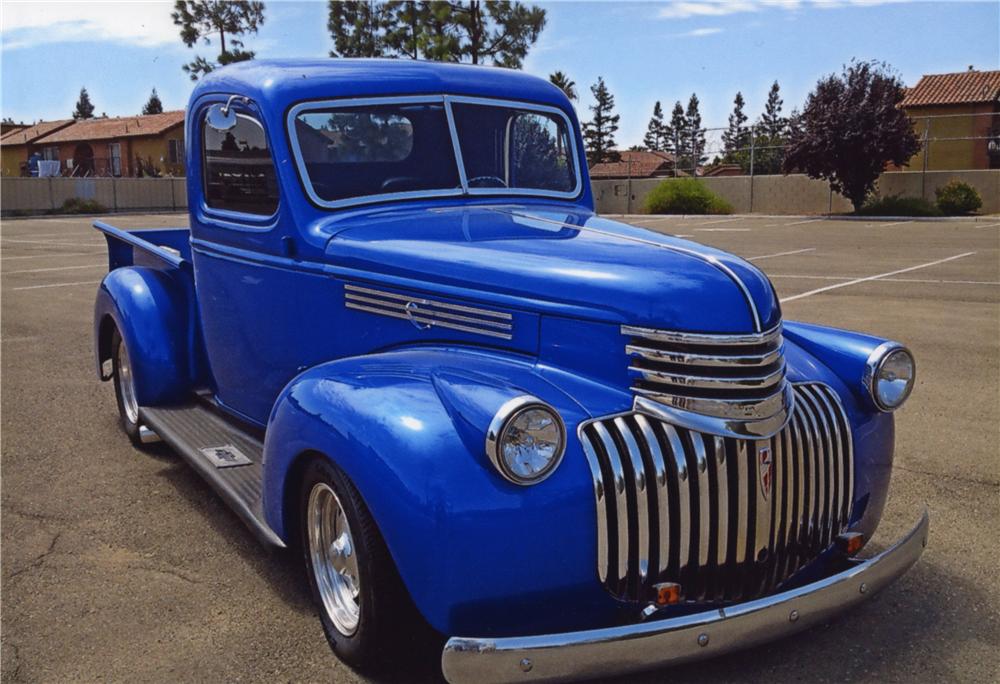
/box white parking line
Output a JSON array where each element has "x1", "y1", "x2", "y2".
[
  {"x1": 10, "y1": 280, "x2": 99, "y2": 291},
  {"x1": 877, "y1": 220, "x2": 914, "y2": 227},
  {"x1": 1, "y1": 250, "x2": 104, "y2": 261},
  {"x1": 770, "y1": 273, "x2": 999, "y2": 286},
  {"x1": 765, "y1": 218, "x2": 824, "y2": 227},
  {"x1": 692, "y1": 217, "x2": 742, "y2": 227},
  {"x1": 696, "y1": 227, "x2": 751, "y2": 232},
  {"x1": 779, "y1": 252, "x2": 978, "y2": 302},
  {"x1": 2, "y1": 238, "x2": 101, "y2": 248},
  {"x1": 976, "y1": 222, "x2": 1000, "y2": 229},
  {"x1": 674, "y1": 234, "x2": 693, "y2": 238},
  {"x1": 3, "y1": 262, "x2": 105, "y2": 275},
  {"x1": 747, "y1": 248, "x2": 816, "y2": 261}
]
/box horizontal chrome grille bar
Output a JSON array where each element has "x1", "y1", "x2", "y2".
[
  {"x1": 628, "y1": 363, "x2": 786, "y2": 391},
  {"x1": 623, "y1": 323, "x2": 789, "y2": 437},
  {"x1": 581, "y1": 382, "x2": 853, "y2": 605},
  {"x1": 344, "y1": 284, "x2": 514, "y2": 340},
  {"x1": 626, "y1": 344, "x2": 784, "y2": 368}
]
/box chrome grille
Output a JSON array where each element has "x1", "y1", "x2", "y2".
[
  {"x1": 579, "y1": 383, "x2": 853, "y2": 604},
  {"x1": 344, "y1": 284, "x2": 513, "y2": 340},
  {"x1": 623, "y1": 324, "x2": 791, "y2": 438}
]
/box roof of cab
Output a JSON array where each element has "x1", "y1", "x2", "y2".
[{"x1": 191, "y1": 59, "x2": 573, "y2": 113}]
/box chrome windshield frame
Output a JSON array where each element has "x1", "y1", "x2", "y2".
[{"x1": 286, "y1": 94, "x2": 582, "y2": 211}]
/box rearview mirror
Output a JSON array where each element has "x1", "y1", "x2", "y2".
[{"x1": 206, "y1": 103, "x2": 238, "y2": 131}]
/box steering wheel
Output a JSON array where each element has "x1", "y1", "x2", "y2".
[{"x1": 467, "y1": 175, "x2": 508, "y2": 188}]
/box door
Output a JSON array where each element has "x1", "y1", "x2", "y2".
[{"x1": 108, "y1": 142, "x2": 122, "y2": 176}]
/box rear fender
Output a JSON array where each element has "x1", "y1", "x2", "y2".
[{"x1": 94, "y1": 266, "x2": 198, "y2": 405}]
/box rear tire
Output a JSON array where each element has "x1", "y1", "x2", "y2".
[
  {"x1": 298, "y1": 456, "x2": 431, "y2": 673},
  {"x1": 111, "y1": 328, "x2": 142, "y2": 445}
]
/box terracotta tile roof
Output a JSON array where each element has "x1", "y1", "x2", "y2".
[
  {"x1": 589, "y1": 149, "x2": 677, "y2": 178},
  {"x1": 0, "y1": 119, "x2": 74, "y2": 147},
  {"x1": 33, "y1": 110, "x2": 185, "y2": 144},
  {"x1": 901, "y1": 70, "x2": 1000, "y2": 107}
]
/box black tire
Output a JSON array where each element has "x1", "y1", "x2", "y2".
[
  {"x1": 298, "y1": 456, "x2": 434, "y2": 673},
  {"x1": 110, "y1": 328, "x2": 142, "y2": 445}
]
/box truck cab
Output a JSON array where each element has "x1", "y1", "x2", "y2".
[{"x1": 94, "y1": 59, "x2": 926, "y2": 683}]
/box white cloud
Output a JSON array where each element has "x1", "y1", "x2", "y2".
[
  {"x1": 675, "y1": 27, "x2": 725, "y2": 37},
  {"x1": 1, "y1": 1, "x2": 178, "y2": 51},
  {"x1": 656, "y1": 0, "x2": 911, "y2": 20}
]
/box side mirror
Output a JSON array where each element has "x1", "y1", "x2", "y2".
[{"x1": 206, "y1": 103, "x2": 238, "y2": 132}]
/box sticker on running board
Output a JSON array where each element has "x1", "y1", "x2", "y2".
[{"x1": 200, "y1": 445, "x2": 253, "y2": 468}]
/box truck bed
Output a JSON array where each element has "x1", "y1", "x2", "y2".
[{"x1": 93, "y1": 220, "x2": 192, "y2": 271}]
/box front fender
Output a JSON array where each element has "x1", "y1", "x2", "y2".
[
  {"x1": 93, "y1": 266, "x2": 196, "y2": 405},
  {"x1": 262, "y1": 346, "x2": 628, "y2": 637}
]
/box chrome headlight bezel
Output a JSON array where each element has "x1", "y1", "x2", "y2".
[
  {"x1": 485, "y1": 395, "x2": 566, "y2": 486},
  {"x1": 864, "y1": 342, "x2": 916, "y2": 412}
]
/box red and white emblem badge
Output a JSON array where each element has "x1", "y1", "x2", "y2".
[{"x1": 758, "y1": 445, "x2": 773, "y2": 500}]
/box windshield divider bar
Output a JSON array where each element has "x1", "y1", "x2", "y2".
[{"x1": 443, "y1": 96, "x2": 469, "y2": 194}]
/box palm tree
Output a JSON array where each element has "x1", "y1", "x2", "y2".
[{"x1": 549, "y1": 71, "x2": 577, "y2": 101}]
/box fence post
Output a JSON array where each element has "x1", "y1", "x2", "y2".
[
  {"x1": 748, "y1": 127, "x2": 756, "y2": 214},
  {"x1": 170, "y1": 177, "x2": 176, "y2": 211},
  {"x1": 626, "y1": 156, "x2": 632, "y2": 214},
  {"x1": 112, "y1": 177, "x2": 118, "y2": 212},
  {"x1": 48, "y1": 177, "x2": 55, "y2": 212},
  {"x1": 921, "y1": 118, "x2": 930, "y2": 200}
]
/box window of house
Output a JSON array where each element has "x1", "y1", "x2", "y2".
[
  {"x1": 41, "y1": 146, "x2": 59, "y2": 161},
  {"x1": 203, "y1": 112, "x2": 279, "y2": 215},
  {"x1": 168, "y1": 139, "x2": 181, "y2": 165}
]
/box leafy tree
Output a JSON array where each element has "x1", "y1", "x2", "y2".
[
  {"x1": 142, "y1": 88, "x2": 164, "y2": 115},
  {"x1": 668, "y1": 101, "x2": 687, "y2": 170},
  {"x1": 328, "y1": 1, "x2": 545, "y2": 67},
  {"x1": 172, "y1": 1, "x2": 265, "y2": 80},
  {"x1": 643, "y1": 101, "x2": 668, "y2": 152},
  {"x1": 784, "y1": 60, "x2": 920, "y2": 211},
  {"x1": 721, "y1": 91, "x2": 749, "y2": 168},
  {"x1": 73, "y1": 88, "x2": 95, "y2": 120},
  {"x1": 582, "y1": 77, "x2": 619, "y2": 165},
  {"x1": 681, "y1": 93, "x2": 706, "y2": 172},
  {"x1": 549, "y1": 70, "x2": 577, "y2": 101}
]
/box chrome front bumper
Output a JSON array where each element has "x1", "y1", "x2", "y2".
[{"x1": 442, "y1": 510, "x2": 928, "y2": 684}]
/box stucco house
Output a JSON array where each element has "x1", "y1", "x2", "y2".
[
  {"x1": 589, "y1": 149, "x2": 679, "y2": 179},
  {"x1": 901, "y1": 68, "x2": 1000, "y2": 170},
  {"x1": 26, "y1": 110, "x2": 186, "y2": 178},
  {"x1": 0, "y1": 119, "x2": 74, "y2": 177}
]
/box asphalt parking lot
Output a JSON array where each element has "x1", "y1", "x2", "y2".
[{"x1": 2, "y1": 211, "x2": 998, "y2": 683}]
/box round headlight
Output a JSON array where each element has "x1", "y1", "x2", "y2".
[
  {"x1": 865, "y1": 343, "x2": 915, "y2": 411},
  {"x1": 486, "y1": 396, "x2": 566, "y2": 485}
]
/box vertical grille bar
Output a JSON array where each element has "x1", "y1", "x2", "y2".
[
  {"x1": 581, "y1": 382, "x2": 853, "y2": 604},
  {"x1": 635, "y1": 415, "x2": 670, "y2": 576},
  {"x1": 614, "y1": 417, "x2": 650, "y2": 585},
  {"x1": 593, "y1": 422, "x2": 630, "y2": 586}
]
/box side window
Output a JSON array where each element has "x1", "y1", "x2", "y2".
[{"x1": 203, "y1": 112, "x2": 279, "y2": 215}]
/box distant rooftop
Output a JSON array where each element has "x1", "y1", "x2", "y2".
[
  {"x1": 589, "y1": 149, "x2": 677, "y2": 179},
  {"x1": 34, "y1": 111, "x2": 185, "y2": 144},
  {"x1": 901, "y1": 69, "x2": 1000, "y2": 108},
  {"x1": 0, "y1": 119, "x2": 74, "y2": 147}
]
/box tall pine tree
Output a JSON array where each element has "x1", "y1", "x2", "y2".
[
  {"x1": 721, "y1": 91, "x2": 749, "y2": 170},
  {"x1": 669, "y1": 101, "x2": 687, "y2": 173},
  {"x1": 583, "y1": 77, "x2": 620, "y2": 165},
  {"x1": 549, "y1": 71, "x2": 577, "y2": 101},
  {"x1": 683, "y1": 93, "x2": 706, "y2": 172},
  {"x1": 172, "y1": 1, "x2": 265, "y2": 80},
  {"x1": 142, "y1": 88, "x2": 164, "y2": 115},
  {"x1": 643, "y1": 101, "x2": 667, "y2": 152},
  {"x1": 755, "y1": 81, "x2": 788, "y2": 174},
  {"x1": 73, "y1": 88, "x2": 95, "y2": 120}
]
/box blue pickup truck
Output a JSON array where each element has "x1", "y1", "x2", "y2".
[{"x1": 94, "y1": 59, "x2": 927, "y2": 683}]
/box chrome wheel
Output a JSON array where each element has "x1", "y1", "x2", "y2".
[
  {"x1": 307, "y1": 482, "x2": 361, "y2": 636},
  {"x1": 116, "y1": 340, "x2": 139, "y2": 425}
]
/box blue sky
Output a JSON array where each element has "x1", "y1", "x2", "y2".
[{"x1": 2, "y1": 0, "x2": 998, "y2": 148}]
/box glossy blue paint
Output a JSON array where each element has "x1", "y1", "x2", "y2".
[{"x1": 94, "y1": 60, "x2": 908, "y2": 642}]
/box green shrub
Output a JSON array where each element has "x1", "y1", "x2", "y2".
[
  {"x1": 59, "y1": 197, "x2": 108, "y2": 214},
  {"x1": 935, "y1": 180, "x2": 982, "y2": 215},
  {"x1": 858, "y1": 194, "x2": 941, "y2": 217},
  {"x1": 644, "y1": 178, "x2": 734, "y2": 215}
]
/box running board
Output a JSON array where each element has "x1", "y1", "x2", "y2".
[{"x1": 140, "y1": 404, "x2": 286, "y2": 548}]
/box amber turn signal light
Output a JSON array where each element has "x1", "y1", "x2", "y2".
[
  {"x1": 836, "y1": 532, "x2": 865, "y2": 556},
  {"x1": 653, "y1": 582, "x2": 681, "y2": 606}
]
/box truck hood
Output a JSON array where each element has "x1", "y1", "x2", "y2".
[{"x1": 324, "y1": 204, "x2": 780, "y2": 333}]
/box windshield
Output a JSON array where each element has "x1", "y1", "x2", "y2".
[{"x1": 290, "y1": 97, "x2": 579, "y2": 207}]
